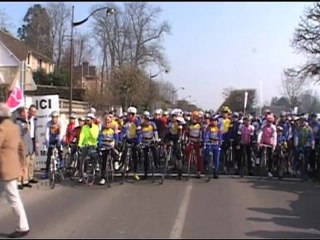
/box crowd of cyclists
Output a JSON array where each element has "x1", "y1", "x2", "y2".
[{"x1": 42, "y1": 105, "x2": 320, "y2": 186}]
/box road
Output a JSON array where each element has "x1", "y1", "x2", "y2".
[{"x1": 0, "y1": 175, "x2": 320, "y2": 239}]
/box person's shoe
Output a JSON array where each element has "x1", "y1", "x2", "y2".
[
  {"x1": 22, "y1": 183, "x2": 32, "y2": 188},
  {"x1": 8, "y1": 230, "x2": 30, "y2": 238},
  {"x1": 114, "y1": 161, "x2": 120, "y2": 171},
  {"x1": 99, "y1": 178, "x2": 106, "y2": 185},
  {"x1": 17, "y1": 185, "x2": 23, "y2": 190},
  {"x1": 213, "y1": 172, "x2": 219, "y2": 179},
  {"x1": 78, "y1": 178, "x2": 84, "y2": 183},
  {"x1": 268, "y1": 171, "x2": 273, "y2": 178},
  {"x1": 133, "y1": 173, "x2": 140, "y2": 181},
  {"x1": 196, "y1": 171, "x2": 201, "y2": 178},
  {"x1": 29, "y1": 179, "x2": 38, "y2": 184}
]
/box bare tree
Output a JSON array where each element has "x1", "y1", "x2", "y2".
[
  {"x1": 285, "y1": 3, "x2": 320, "y2": 82},
  {"x1": 0, "y1": 8, "x2": 14, "y2": 33},
  {"x1": 281, "y1": 72, "x2": 308, "y2": 108},
  {"x1": 46, "y1": 2, "x2": 71, "y2": 70}
]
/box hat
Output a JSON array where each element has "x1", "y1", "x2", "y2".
[
  {"x1": 0, "y1": 103, "x2": 11, "y2": 117},
  {"x1": 78, "y1": 116, "x2": 85, "y2": 121},
  {"x1": 86, "y1": 113, "x2": 95, "y2": 119}
]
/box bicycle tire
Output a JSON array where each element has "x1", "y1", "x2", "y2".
[
  {"x1": 49, "y1": 158, "x2": 55, "y2": 189},
  {"x1": 205, "y1": 152, "x2": 213, "y2": 182},
  {"x1": 106, "y1": 154, "x2": 114, "y2": 187},
  {"x1": 83, "y1": 157, "x2": 95, "y2": 186},
  {"x1": 160, "y1": 146, "x2": 171, "y2": 184},
  {"x1": 121, "y1": 151, "x2": 130, "y2": 184},
  {"x1": 240, "y1": 149, "x2": 247, "y2": 178},
  {"x1": 187, "y1": 150, "x2": 193, "y2": 180},
  {"x1": 259, "y1": 151, "x2": 267, "y2": 177},
  {"x1": 149, "y1": 148, "x2": 155, "y2": 183}
]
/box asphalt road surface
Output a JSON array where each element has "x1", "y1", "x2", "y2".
[{"x1": 0, "y1": 174, "x2": 320, "y2": 239}]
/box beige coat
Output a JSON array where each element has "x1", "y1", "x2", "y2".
[{"x1": 0, "y1": 118, "x2": 26, "y2": 181}]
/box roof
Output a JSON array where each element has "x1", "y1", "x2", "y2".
[{"x1": 0, "y1": 30, "x2": 53, "y2": 63}]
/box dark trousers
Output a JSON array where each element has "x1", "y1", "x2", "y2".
[
  {"x1": 100, "y1": 148, "x2": 119, "y2": 179},
  {"x1": 143, "y1": 145, "x2": 157, "y2": 176},
  {"x1": 239, "y1": 144, "x2": 252, "y2": 171}
]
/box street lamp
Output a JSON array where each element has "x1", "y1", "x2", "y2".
[
  {"x1": 182, "y1": 95, "x2": 192, "y2": 101},
  {"x1": 149, "y1": 68, "x2": 168, "y2": 110},
  {"x1": 69, "y1": 6, "x2": 116, "y2": 117},
  {"x1": 171, "y1": 87, "x2": 185, "y2": 107}
]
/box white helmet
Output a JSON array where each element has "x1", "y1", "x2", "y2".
[
  {"x1": 127, "y1": 106, "x2": 137, "y2": 114},
  {"x1": 51, "y1": 111, "x2": 60, "y2": 117},
  {"x1": 170, "y1": 108, "x2": 183, "y2": 117},
  {"x1": 143, "y1": 111, "x2": 150, "y2": 117},
  {"x1": 154, "y1": 109, "x2": 162, "y2": 115}
]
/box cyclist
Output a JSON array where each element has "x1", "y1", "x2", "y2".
[
  {"x1": 120, "y1": 106, "x2": 142, "y2": 181},
  {"x1": 166, "y1": 108, "x2": 185, "y2": 180},
  {"x1": 276, "y1": 111, "x2": 291, "y2": 142},
  {"x1": 293, "y1": 115, "x2": 314, "y2": 180},
  {"x1": 257, "y1": 114, "x2": 277, "y2": 178},
  {"x1": 141, "y1": 111, "x2": 160, "y2": 179},
  {"x1": 98, "y1": 114, "x2": 120, "y2": 185},
  {"x1": 203, "y1": 115, "x2": 222, "y2": 179},
  {"x1": 77, "y1": 113, "x2": 100, "y2": 183},
  {"x1": 64, "y1": 114, "x2": 77, "y2": 146},
  {"x1": 219, "y1": 106, "x2": 232, "y2": 174},
  {"x1": 308, "y1": 113, "x2": 320, "y2": 178},
  {"x1": 43, "y1": 111, "x2": 63, "y2": 179},
  {"x1": 237, "y1": 116, "x2": 255, "y2": 176},
  {"x1": 184, "y1": 111, "x2": 203, "y2": 177}
]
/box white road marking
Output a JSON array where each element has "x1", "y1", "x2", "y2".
[{"x1": 170, "y1": 182, "x2": 193, "y2": 239}]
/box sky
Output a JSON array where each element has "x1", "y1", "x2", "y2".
[{"x1": 0, "y1": 1, "x2": 316, "y2": 111}]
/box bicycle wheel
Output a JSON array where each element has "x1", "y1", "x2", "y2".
[
  {"x1": 259, "y1": 151, "x2": 267, "y2": 177},
  {"x1": 160, "y1": 146, "x2": 171, "y2": 184},
  {"x1": 84, "y1": 157, "x2": 95, "y2": 186},
  {"x1": 49, "y1": 157, "x2": 55, "y2": 189},
  {"x1": 186, "y1": 151, "x2": 193, "y2": 180},
  {"x1": 149, "y1": 149, "x2": 155, "y2": 183},
  {"x1": 277, "y1": 152, "x2": 285, "y2": 180},
  {"x1": 205, "y1": 152, "x2": 213, "y2": 182},
  {"x1": 121, "y1": 151, "x2": 130, "y2": 184},
  {"x1": 106, "y1": 154, "x2": 114, "y2": 187},
  {"x1": 240, "y1": 150, "x2": 247, "y2": 178}
]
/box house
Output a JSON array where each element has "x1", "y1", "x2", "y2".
[
  {"x1": 0, "y1": 30, "x2": 54, "y2": 91},
  {"x1": 73, "y1": 61, "x2": 101, "y2": 92}
]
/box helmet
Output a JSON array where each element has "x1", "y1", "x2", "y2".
[
  {"x1": 204, "y1": 112, "x2": 210, "y2": 119},
  {"x1": 143, "y1": 111, "x2": 151, "y2": 119},
  {"x1": 233, "y1": 112, "x2": 239, "y2": 118},
  {"x1": 191, "y1": 111, "x2": 200, "y2": 119},
  {"x1": 222, "y1": 106, "x2": 231, "y2": 113},
  {"x1": 127, "y1": 106, "x2": 137, "y2": 114},
  {"x1": 69, "y1": 113, "x2": 76, "y2": 119},
  {"x1": 78, "y1": 116, "x2": 85, "y2": 121},
  {"x1": 163, "y1": 111, "x2": 168, "y2": 116},
  {"x1": 277, "y1": 126, "x2": 283, "y2": 132},
  {"x1": 86, "y1": 113, "x2": 95, "y2": 119},
  {"x1": 170, "y1": 108, "x2": 183, "y2": 117},
  {"x1": 154, "y1": 109, "x2": 162, "y2": 115},
  {"x1": 280, "y1": 111, "x2": 286, "y2": 117},
  {"x1": 266, "y1": 114, "x2": 274, "y2": 123},
  {"x1": 51, "y1": 111, "x2": 60, "y2": 117},
  {"x1": 210, "y1": 114, "x2": 219, "y2": 121},
  {"x1": 311, "y1": 112, "x2": 317, "y2": 118}
]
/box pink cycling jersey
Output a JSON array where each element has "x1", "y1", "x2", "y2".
[
  {"x1": 238, "y1": 124, "x2": 254, "y2": 145},
  {"x1": 258, "y1": 124, "x2": 277, "y2": 147}
]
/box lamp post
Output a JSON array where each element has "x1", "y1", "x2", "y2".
[
  {"x1": 171, "y1": 87, "x2": 185, "y2": 107},
  {"x1": 149, "y1": 68, "x2": 168, "y2": 110},
  {"x1": 69, "y1": 6, "x2": 116, "y2": 117}
]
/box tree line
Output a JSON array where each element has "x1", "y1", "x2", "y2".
[{"x1": 0, "y1": 2, "x2": 198, "y2": 112}]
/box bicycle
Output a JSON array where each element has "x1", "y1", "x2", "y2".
[
  {"x1": 239, "y1": 145, "x2": 249, "y2": 178},
  {"x1": 141, "y1": 141, "x2": 157, "y2": 183},
  {"x1": 274, "y1": 143, "x2": 287, "y2": 180},
  {"x1": 186, "y1": 142, "x2": 199, "y2": 180},
  {"x1": 203, "y1": 142, "x2": 215, "y2": 182},
  {"x1": 258, "y1": 144, "x2": 273, "y2": 178},
  {"x1": 121, "y1": 142, "x2": 135, "y2": 184},
  {"x1": 81, "y1": 146, "x2": 100, "y2": 186},
  {"x1": 296, "y1": 146, "x2": 310, "y2": 182},
  {"x1": 226, "y1": 139, "x2": 236, "y2": 175},
  {"x1": 160, "y1": 141, "x2": 173, "y2": 184},
  {"x1": 48, "y1": 144, "x2": 65, "y2": 189},
  {"x1": 64, "y1": 143, "x2": 80, "y2": 180},
  {"x1": 99, "y1": 146, "x2": 115, "y2": 187}
]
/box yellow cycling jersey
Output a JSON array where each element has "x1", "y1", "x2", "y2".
[
  {"x1": 209, "y1": 126, "x2": 220, "y2": 142},
  {"x1": 188, "y1": 123, "x2": 201, "y2": 142},
  {"x1": 142, "y1": 123, "x2": 156, "y2": 142},
  {"x1": 101, "y1": 127, "x2": 116, "y2": 147},
  {"x1": 221, "y1": 118, "x2": 231, "y2": 134},
  {"x1": 169, "y1": 121, "x2": 182, "y2": 135}
]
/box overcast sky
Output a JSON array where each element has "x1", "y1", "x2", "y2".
[{"x1": 1, "y1": 1, "x2": 317, "y2": 110}]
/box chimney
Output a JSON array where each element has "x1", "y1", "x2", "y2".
[{"x1": 82, "y1": 61, "x2": 89, "y2": 76}]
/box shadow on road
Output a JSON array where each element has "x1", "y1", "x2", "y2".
[{"x1": 242, "y1": 177, "x2": 320, "y2": 238}]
